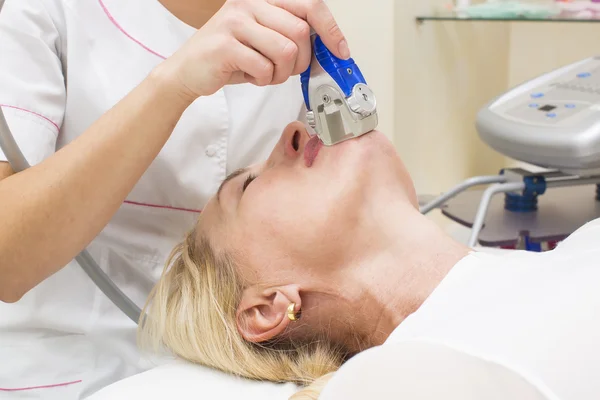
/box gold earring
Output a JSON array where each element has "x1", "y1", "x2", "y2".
[{"x1": 287, "y1": 303, "x2": 299, "y2": 321}]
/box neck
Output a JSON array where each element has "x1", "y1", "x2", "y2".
[
  {"x1": 338, "y1": 205, "x2": 470, "y2": 352},
  {"x1": 158, "y1": 0, "x2": 225, "y2": 29}
]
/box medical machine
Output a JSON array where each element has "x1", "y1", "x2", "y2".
[
  {"x1": 422, "y1": 56, "x2": 600, "y2": 251},
  {"x1": 301, "y1": 32, "x2": 378, "y2": 146},
  {"x1": 0, "y1": 3, "x2": 377, "y2": 323}
]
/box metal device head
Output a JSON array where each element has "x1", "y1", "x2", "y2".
[{"x1": 300, "y1": 34, "x2": 378, "y2": 146}]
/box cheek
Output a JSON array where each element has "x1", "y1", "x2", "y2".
[
  {"x1": 240, "y1": 184, "x2": 316, "y2": 250},
  {"x1": 237, "y1": 174, "x2": 361, "y2": 269}
]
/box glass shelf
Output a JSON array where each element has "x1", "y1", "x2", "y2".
[{"x1": 416, "y1": 13, "x2": 600, "y2": 24}]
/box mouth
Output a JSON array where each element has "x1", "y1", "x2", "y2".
[{"x1": 304, "y1": 135, "x2": 324, "y2": 167}]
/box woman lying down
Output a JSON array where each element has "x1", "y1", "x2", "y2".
[{"x1": 139, "y1": 122, "x2": 600, "y2": 400}]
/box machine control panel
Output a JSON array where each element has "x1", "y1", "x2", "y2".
[
  {"x1": 476, "y1": 57, "x2": 600, "y2": 175},
  {"x1": 494, "y1": 61, "x2": 600, "y2": 128}
]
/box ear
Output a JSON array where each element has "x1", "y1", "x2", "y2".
[{"x1": 236, "y1": 285, "x2": 301, "y2": 343}]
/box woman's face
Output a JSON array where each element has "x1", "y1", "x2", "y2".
[{"x1": 199, "y1": 121, "x2": 417, "y2": 284}]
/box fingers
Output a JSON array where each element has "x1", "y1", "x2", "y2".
[
  {"x1": 252, "y1": 1, "x2": 312, "y2": 75},
  {"x1": 233, "y1": 21, "x2": 297, "y2": 85},
  {"x1": 267, "y1": 0, "x2": 349, "y2": 60},
  {"x1": 216, "y1": 0, "x2": 348, "y2": 90},
  {"x1": 227, "y1": 41, "x2": 274, "y2": 86}
]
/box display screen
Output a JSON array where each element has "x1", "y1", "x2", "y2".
[{"x1": 538, "y1": 105, "x2": 556, "y2": 112}]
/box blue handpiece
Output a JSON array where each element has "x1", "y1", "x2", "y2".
[
  {"x1": 300, "y1": 33, "x2": 378, "y2": 146},
  {"x1": 301, "y1": 35, "x2": 368, "y2": 111}
]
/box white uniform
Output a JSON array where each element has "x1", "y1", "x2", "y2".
[
  {"x1": 321, "y1": 218, "x2": 600, "y2": 400},
  {"x1": 0, "y1": 0, "x2": 304, "y2": 398}
]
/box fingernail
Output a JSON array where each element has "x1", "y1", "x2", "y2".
[{"x1": 338, "y1": 40, "x2": 350, "y2": 59}]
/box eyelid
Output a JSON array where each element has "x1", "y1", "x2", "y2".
[{"x1": 242, "y1": 174, "x2": 257, "y2": 193}]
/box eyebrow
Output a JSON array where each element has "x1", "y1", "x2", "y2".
[{"x1": 217, "y1": 167, "x2": 249, "y2": 204}]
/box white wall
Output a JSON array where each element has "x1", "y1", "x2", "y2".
[
  {"x1": 326, "y1": 0, "x2": 396, "y2": 141},
  {"x1": 508, "y1": 22, "x2": 599, "y2": 87},
  {"x1": 395, "y1": 1, "x2": 511, "y2": 196}
]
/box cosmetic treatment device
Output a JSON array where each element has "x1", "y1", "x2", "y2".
[
  {"x1": 301, "y1": 32, "x2": 379, "y2": 146},
  {"x1": 422, "y1": 56, "x2": 600, "y2": 251}
]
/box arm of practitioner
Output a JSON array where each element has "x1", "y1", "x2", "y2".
[
  {"x1": 0, "y1": 70, "x2": 193, "y2": 303},
  {"x1": 0, "y1": 0, "x2": 348, "y2": 302}
]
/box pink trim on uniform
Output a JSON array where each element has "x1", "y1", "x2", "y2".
[
  {"x1": 124, "y1": 200, "x2": 202, "y2": 214},
  {"x1": 0, "y1": 104, "x2": 60, "y2": 132},
  {"x1": 0, "y1": 380, "x2": 82, "y2": 392},
  {"x1": 98, "y1": 0, "x2": 167, "y2": 60}
]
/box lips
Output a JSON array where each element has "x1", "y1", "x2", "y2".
[{"x1": 304, "y1": 135, "x2": 324, "y2": 167}]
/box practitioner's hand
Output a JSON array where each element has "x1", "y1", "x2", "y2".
[{"x1": 160, "y1": 0, "x2": 350, "y2": 101}]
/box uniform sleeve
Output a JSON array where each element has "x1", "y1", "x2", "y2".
[
  {"x1": 320, "y1": 341, "x2": 557, "y2": 400},
  {"x1": 0, "y1": 0, "x2": 65, "y2": 166}
]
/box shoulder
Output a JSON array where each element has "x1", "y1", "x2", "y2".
[
  {"x1": 36, "y1": 0, "x2": 92, "y2": 10},
  {"x1": 568, "y1": 217, "x2": 600, "y2": 237},
  {"x1": 14, "y1": 0, "x2": 69, "y2": 16},
  {"x1": 3, "y1": 0, "x2": 69, "y2": 35},
  {"x1": 18, "y1": 0, "x2": 105, "y2": 24},
  {"x1": 554, "y1": 217, "x2": 600, "y2": 253},
  {"x1": 5, "y1": 0, "x2": 120, "y2": 53},
  {"x1": 320, "y1": 341, "x2": 559, "y2": 400}
]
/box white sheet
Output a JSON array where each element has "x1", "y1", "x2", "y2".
[
  {"x1": 85, "y1": 360, "x2": 299, "y2": 400},
  {"x1": 320, "y1": 341, "x2": 554, "y2": 400}
]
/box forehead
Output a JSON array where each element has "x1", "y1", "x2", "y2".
[
  {"x1": 217, "y1": 167, "x2": 249, "y2": 203},
  {"x1": 198, "y1": 197, "x2": 254, "y2": 274},
  {"x1": 196, "y1": 160, "x2": 272, "y2": 254},
  {"x1": 197, "y1": 187, "x2": 242, "y2": 253},
  {"x1": 198, "y1": 196, "x2": 222, "y2": 236}
]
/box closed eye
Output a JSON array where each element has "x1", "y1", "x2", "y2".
[{"x1": 242, "y1": 174, "x2": 257, "y2": 192}]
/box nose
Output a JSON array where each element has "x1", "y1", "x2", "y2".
[{"x1": 275, "y1": 121, "x2": 311, "y2": 161}]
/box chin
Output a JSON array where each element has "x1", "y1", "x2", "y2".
[
  {"x1": 341, "y1": 130, "x2": 396, "y2": 161},
  {"x1": 315, "y1": 130, "x2": 399, "y2": 179},
  {"x1": 345, "y1": 130, "x2": 391, "y2": 149},
  {"x1": 342, "y1": 130, "x2": 411, "y2": 194}
]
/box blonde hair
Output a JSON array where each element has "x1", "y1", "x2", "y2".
[
  {"x1": 289, "y1": 373, "x2": 335, "y2": 400},
  {"x1": 139, "y1": 228, "x2": 345, "y2": 396}
]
